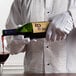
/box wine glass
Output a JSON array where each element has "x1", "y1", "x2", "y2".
[{"x1": 0, "y1": 36, "x2": 9, "y2": 74}]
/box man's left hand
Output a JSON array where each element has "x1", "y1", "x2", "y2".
[{"x1": 46, "y1": 12, "x2": 73, "y2": 41}]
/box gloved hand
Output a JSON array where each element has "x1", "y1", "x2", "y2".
[
  {"x1": 6, "y1": 35, "x2": 31, "y2": 54},
  {"x1": 46, "y1": 12, "x2": 73, "y2": 41},
  {"x1": 6, "y1": 35, "x2": 37, "y2": 54}
]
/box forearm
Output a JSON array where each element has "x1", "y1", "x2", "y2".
[{"x1": 68, "y1": 0, "x2": 76, "y2": 27}]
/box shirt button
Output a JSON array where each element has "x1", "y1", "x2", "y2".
[
  {"x1": 47, "y1": 12, "x2": 50, "y2": 13},
  {"x1": 47, "y1": 63, "x2": 50, "y2": 66},
  {"x1": 46, "y1": 46, "x2": 49, "y2": 48}
]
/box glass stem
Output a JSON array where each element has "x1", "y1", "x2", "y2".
[{"x1": 0, "y1": 64, "x2": 4, "y2": 74}]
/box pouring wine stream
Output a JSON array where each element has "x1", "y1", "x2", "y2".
[{"x1": 1, "y1": 36, "x2": 4, "y2": 54}]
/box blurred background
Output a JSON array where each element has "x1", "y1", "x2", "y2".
[{"x1": 0, "y1": 0, "x2": 24, "y2": 74}]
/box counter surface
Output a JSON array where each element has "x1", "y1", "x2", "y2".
[{"x1": 2, "y1": 73, "x2": 76, "y2": 76}]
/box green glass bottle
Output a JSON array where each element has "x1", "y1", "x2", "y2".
[
  {"x1": 17, "y1": 23, "x2": 33, "y2": 33},
  {"x1": 2, "y1": 22, "x2": 49, "y2": 39}
]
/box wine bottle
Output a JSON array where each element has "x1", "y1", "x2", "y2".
[{"x1": 2, "y1": 22, "x2": 49, "y2": 39}]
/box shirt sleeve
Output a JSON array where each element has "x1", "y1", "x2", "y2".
[
  {"x1": 68, "y1": 0, "x2": 76, "y2": 28},
  {"x1": 5, "y1": 0, "x2": 26, "y2": 54}
]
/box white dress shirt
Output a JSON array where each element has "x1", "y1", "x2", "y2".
[{"x1": 6, "y1": 0, "x2": 76, "y2": 73}]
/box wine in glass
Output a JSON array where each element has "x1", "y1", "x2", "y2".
[{"x1": 0, "y1": 36, "x2": 9, "y2": 74}]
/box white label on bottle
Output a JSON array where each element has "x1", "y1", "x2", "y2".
[{"x1": 32, "y1": 22, "x2": 49, "y2": 33}]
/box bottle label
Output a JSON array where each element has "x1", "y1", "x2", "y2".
[{"x1": 32, "y1": 22, "x2": 49, "y2": 33}]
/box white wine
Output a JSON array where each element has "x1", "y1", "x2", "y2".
[{"x1": 2, "y1": 22, "x2": 49, "y2": 39}]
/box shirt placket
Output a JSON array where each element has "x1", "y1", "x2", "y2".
[
  {"x1": 44, "y1": 0, "x2": 53, "y2": 21},
  {"x1": 43, "y1": 39, "x2": 53, "y2": 73}
]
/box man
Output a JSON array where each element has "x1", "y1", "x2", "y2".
[{"x1": 5, "y1": 0, "x2": 76, "y2": 73}]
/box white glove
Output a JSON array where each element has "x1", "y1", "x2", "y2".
[
  {"x1": 46, "y1": 12, "x2": 73, "y2": 41},
  {"x1": 6, "y1": 35, "x2": 31, "y2": 54},
  {"x1": 6, "y1": 35, "x2": 37, "y2": 54}
]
